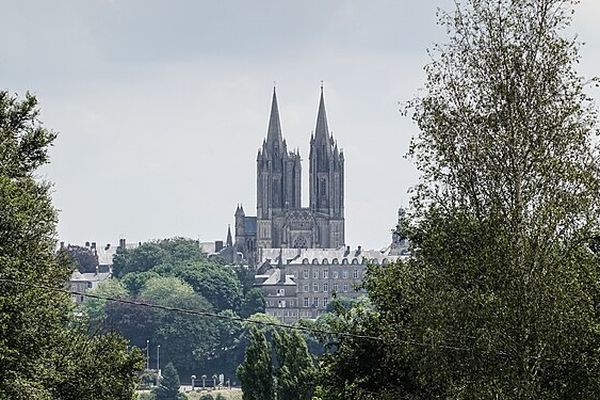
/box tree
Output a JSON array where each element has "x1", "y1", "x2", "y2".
[
  {"x1": 0, "y1": 91, "x2": 143, "y2": 399},
  {"x1": 153, "y1": 362, "x2": 187, "y2": 400},
  {"x1": 273, "y1": 330, "x2": 316, "y2": 400},
  {"x1": 240, "y1": 288, "x2": 265, "y2": 318},
  {"x1": 173, "y1": 261, "x2": 244, "y2": 311},
  {"x1": 401, "y1": 0, "x2": 600, "y2": 397},
  {"x1": 113, "y1": 242, "x2": 170, "y2": 278},
  {"x1": 317, "y1": 1, "x2": 600, "y2": 398},
  {"x1": 237, "y1": 327, "x2": 275, "y2": 400},
  {"x1": 66, "y1": 244, "x2": 99, "y2": 273},
  {"x1": 80, "y1": 278, "x2": 129, "y2": 323}
]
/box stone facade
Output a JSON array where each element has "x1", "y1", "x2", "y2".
[
  {"x1": 255, "y1": 247, "x2": 407, "y2": 323},
  {"x1": 232, "y1": 87, "x2": 345, "y2": 265}
]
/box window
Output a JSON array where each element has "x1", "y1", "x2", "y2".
[
  {"x1": 303, "y1": 270, "x2": 309, "y2": 279},
  {"x1": 323, "y1": 297, "x2": 329, "y2": 307},
  {"x1": 353, "y1": 269, "x2": 359, "y2": 279},
  {"x1": 303, "y1": 284, "x2": 309, "y2": 292},
  {"x1": 277, "y1": 288, "x2": 285, "y2": 296},
  {"x1": 333, "y1": 270, "x2": 339, "y2": 279},
  {"x1": 343, "y1": 284, "x2": 349, "y2": 292},
  {"x1": 323, "y1": 283, "x2": 328, "y2": 292},
  {"x1": 342, "y1": 270, "x2": 348, "y2": 279},
  {"x1": 292, "y1": 271, "x2": 298, "y2": 278},
  {"x1": 323, "y1": 269, "x2": 329, "y2": 279},
  {"x1": 313, "y1": 282, "x2": 319, "y2": 292},
  {"x1": 313, "y1": 270, "x2": 319, "y2": 279},
  {"x1": 303, "y1": 297, "x2": 309, "y2": 307},
  {"x1": 333, "y1": 283, "x2": 339, "y2": 292},
  {"x1": 278, "y1": 300, "x2": 286, "y2": 308},
  {"x1": 313, "y1": 297, "x2": 319, "y2": 307}
]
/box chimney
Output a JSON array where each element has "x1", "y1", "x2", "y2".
[
  {"x1": 119, "y1": 238, "x2": 126, "y2": 250},
  {"x1": 355, "y1": 246, "x2": 362, "y2": 256},
  {"x1": 91, "y1": 242, "x2": 96, "y2": 250},
  {"x1": 60, "y1": 241, "x2": 65, "y2": 250},
  {"x1": 215, "y1": 241, "x2": 224, "y2": 252},
  {"x1": 85, "y1": 241, "x2": 90, "y2": 247}
]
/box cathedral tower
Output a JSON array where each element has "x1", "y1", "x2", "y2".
[
  {"x1": 309, "y1": 86, "x2": 345, "y2": 247},
  {"x1": 256, "y1": 88, "x2": 302, "y2": 248}
]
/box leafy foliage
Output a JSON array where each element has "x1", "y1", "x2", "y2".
[
  {"x1": 318, "y1": 0, "x2": 600, "y2": 399},
  {"x1": 153, "y1": 362, "x2": 187, "y2": 400},
  {"x1": 237, "y1": 328, "x2": 275, "y2": 400},
  {"x1": 65, "y1": 244, "x2": 99, "y2": 273},
  {"x1": 0, "y1": 91, "x2": 143, "y2": 399}
]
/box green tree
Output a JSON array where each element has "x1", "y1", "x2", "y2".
[
  {"x1": 237, "y1": 327, "x2": 275, "y2": 400},
  {"x1": 322, "y1": 1, "x2": 600, "y2": 399},
  {"x1": 66, "y1": 244, "x2": 99, "y2": 273},
  {"x1": 173, "y1": 261, "x2": 243, "y2": 311},
  {"x1": 0, "y1": 91, "x2": 143, "y2": 399},
  {"x1": 121, "y1": 270, "x2": 161, "y2": 296},
  {"x1": 240, "y1": 288, "x2": 265, "y2": 318},
  {"x1": 80, "y1": 278, "x2": 129, "y2": 322},
  {"x1": 153, "y1": 362, "x2": 187, "y2": 400},
  {"x1": 273, "y1": 330, "x2": 316, "y2": 400},
  {"x1": 113, "y1": 242, "x2": 170, "y2": 278}
]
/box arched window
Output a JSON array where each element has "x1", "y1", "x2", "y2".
[
  {"x1": 341, "y1": 258, "x2": 348, "y2": 265},
  {"x1": 312, "y1": 258, "x2": 319, "y2": 265},
  {"x1": 332, "y1": 258, "x2": 339, "y2": 265}
]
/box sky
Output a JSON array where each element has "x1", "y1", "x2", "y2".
[{"x1": 1, "y1": 0, "x2": 599, "y2": 250}]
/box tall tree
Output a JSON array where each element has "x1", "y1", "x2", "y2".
[
  {"x1": 273, "y1": 330, "x2": 316, "y2": 400},
  {"x1": 153, "y1": 362, "x2": 186, "y2": 400},
  {"x1": 402, "y1": 0, "x2": 600, "y2": 397},
  {"x1": 0, "y1": 91, "x2": 143, "y2": 399},
  {"x1": 237, "y1": 327, "x2": 275, "y2": 400},
  {"x1": 318, "y1": 0, "x2": 600, "y2": 399}
]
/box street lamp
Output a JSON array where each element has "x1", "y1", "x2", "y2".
[
  {"x1": 201, "y1": 375, "x2": 207, "y2": 390},
  {"x1": 145, "y1": 340, "x2": 150, "y2": 370},
  {"x1": 191, "y1": 375, "x2": 196, "y2": 391},
  {"x1": 156, "y1": 345, "x2": 161, "y2": 375},
  {"x1": 212, "y1": 374, "x2": 217, "y2": 389}
]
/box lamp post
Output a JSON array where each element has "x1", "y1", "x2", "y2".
[
  {"x1": 201, "y1": 375, "x2": 207, "y2": 390},
  {"x1": 191, "y1": 375, "x2": 196, "y2": 391},
  {"x1": 145, "y1": 340, "x2": 150, "y2": 370},
  {"x1": 156, "y1": 345, "x2": 161, "y2": 375}
]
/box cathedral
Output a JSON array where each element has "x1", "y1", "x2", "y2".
[{"x1": 232, "y1": 86, "x2": 345, "y2": 264}]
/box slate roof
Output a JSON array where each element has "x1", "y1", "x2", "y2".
[{"x1": 259, "y1": 247, "x2": 407, "y2": 266}]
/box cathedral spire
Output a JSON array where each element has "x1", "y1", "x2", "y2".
[
  {"x1": 266, "y1": 86, "x2": 283, "y2": 145},
  {"x1": 226, "y1": 225, "x2": 233, "y2": 247},
  {"x1": 314, "y1": 83, "x2": 330, "y2": 143}
]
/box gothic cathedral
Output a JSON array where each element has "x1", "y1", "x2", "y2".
[{"x1": 233, "y1": 86, "x2": 345, "y2": 264}]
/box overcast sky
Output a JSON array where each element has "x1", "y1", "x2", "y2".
[{"x1": 2, "y1": 0, "x2": 599, "y2": 249}]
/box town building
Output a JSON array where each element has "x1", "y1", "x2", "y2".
[{"x1": 255, "y1": 245, "x2": 408, "y2": 323}]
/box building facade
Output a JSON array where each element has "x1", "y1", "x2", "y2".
[
  {"x1": 233, "y1": 87, "x2": 345, "y2": 265},
  {"x1": 255, "y1": 246, "x2": 406, "y2": 323}
]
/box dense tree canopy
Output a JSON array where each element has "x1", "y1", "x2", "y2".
[{"x1": 83, "y1": 237, "x2": 261, "y2": 380}]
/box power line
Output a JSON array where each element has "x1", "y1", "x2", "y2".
[{"x1": 0, "y1": 278, "x2": 383, "y2": 341}]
